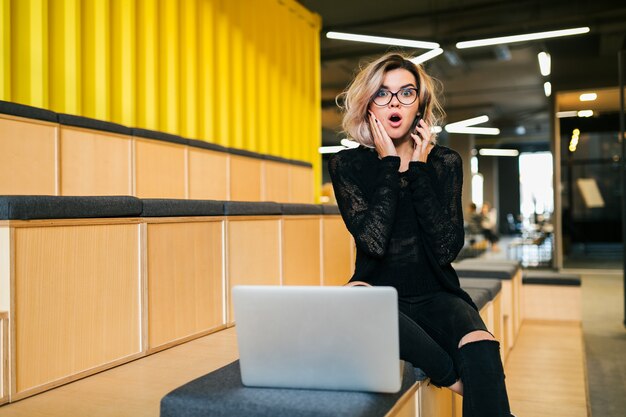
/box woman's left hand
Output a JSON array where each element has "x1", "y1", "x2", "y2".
[{"x1": 410, "y1": 118, "x2": 434, "y2": 163}]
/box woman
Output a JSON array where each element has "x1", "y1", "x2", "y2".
[{"x1": 329, "y1": 53, "x2": 513, "y2": 417}]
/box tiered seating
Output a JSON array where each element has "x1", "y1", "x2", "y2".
[
  {"x1": 0, "y1": 101, "x2": 314, "y2": 203},
  {"x1": 0, "y1": 195, "x2": 508, "y2": 417}
]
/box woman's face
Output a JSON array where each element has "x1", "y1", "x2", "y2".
[{"x1": 368, "y1": 68, "x2": 421, "y2": 141}]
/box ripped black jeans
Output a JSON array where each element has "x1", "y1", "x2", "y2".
[{"x1": 398, "y1": 291, "x2": 511, "y2": 417}]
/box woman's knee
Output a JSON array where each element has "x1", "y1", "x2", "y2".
[{"x1": 458, "y1": 330, "x2": 495, "y2": 348}]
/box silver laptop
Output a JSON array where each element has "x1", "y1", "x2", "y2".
[{"x1": 232, "y1": 285, "x2": 401, "y2": 393}]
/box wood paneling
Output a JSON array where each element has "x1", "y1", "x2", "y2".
[
  {"x1": 322, "y1": 216, "x2": 353, "y2": 286},
  {"x1": 60, "y1": 126, "x2": 132, "y2": 196},
  {"x1": 146, "y1": 221, "x2": 225, "y2": 350},
  {"x1": 506, "y1": 322, "x2": 587, "y2": 417},
  {"x1": 13, "y1": 223, "x2": 141, "y2": 395},
  {"x1": 290, "y1": 165, "x2": 314, "y2": 203},
  {"x1": 229, "y1": 155, "x2": 262, "y2": 201},
  {"x1": 263, "y1": 161, "x2": 290, "y2": 202},
  {"x1": 522, "y1": 285, "x2": 581, "y2": 321},
  {"x1": 282, "y1": 217, "x2": 321, "y2": 286},
  {"x1": 134, "y1": 139, "x2": 186, "y2": 198},
  {"x1": 227, "y1": 218, "x2": 281, "y2": 323},
  {"x1": 188, "y1": 148, "x2": 229, "y2": 200},
  {"x1": 420, "y1": 382, "x2": 453, "y2": 417},
  {"x1": 0, "y1": 116, "x2": 57, "y2": 195},
  {"x1": 0, "y1": 311, "x2": 8, "y2": 405}
]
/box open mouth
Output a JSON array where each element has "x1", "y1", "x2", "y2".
[{"x1": 389, "y1": 113, "x2": 402, "y2": 123}]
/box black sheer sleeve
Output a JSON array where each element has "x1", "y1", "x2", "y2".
[
  {"x1": 328, "y1": 151, "x2": 401, "y2": 258},
  {"x1": 406, "y1": 149, "x2": 464, "y2": 265}
]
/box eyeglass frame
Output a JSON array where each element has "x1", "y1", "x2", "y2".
[{"x1": 371, "y1": 87, "x2": 419, "y2": 106}]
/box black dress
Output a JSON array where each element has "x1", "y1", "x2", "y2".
[{"x1": 329, "y1": 144, "x2": 488, "y2": 386}]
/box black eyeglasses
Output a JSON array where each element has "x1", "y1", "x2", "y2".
[{"x1": 372, "y1": 87, "x2": 418, "y2": 106}]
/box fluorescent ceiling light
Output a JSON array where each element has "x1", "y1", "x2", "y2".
[
  {"x1": 410, "y1": 48, "x2": 444, "y2": 65},
  {"x1": 446, "y1": 115, "x2": 489, "y2": 128},
  {"x1": 326, "y1": 31, "x2": 439, "y2": 49},
  {"x1": 478, "y1": 148, "x2": 519, "y2": 157},
  {"x1": 456, "y1": 27, "x2": 590, "y2": 49},
  {"x1": 557, "y1": 111, "x2": 578, "y2": 118},
  {"x1": 577, "y1": 110, "x2": 593, "y2": 117},
  {"x1": 318, "y1": 145, "x2": 347, "y2": 154},
  {"x1": 538, "y1": 52, "x2": 551, "y2": 76},
  {"x1": 445, "y1": 115, "x2": 499, "y2": 135},
  {"x1": 340, "y1": 138, "x2": 359, "y2": 148},
  {"x1": 431, "y1": 126, "x2": 443, "y2": 133},
  {"x1": 446, "y1": 126, "x2": 500, "y2": 135},
  {"x1": 579, "y1": 93, "x2": 597, "y2": 101},
  {"x1": 544, "y1": 81, "x2": 552, "y2": 97}
]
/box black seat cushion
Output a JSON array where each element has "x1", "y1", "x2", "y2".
[
  {"x1": 161, "y1": 360, "x2": 416, "y2": 417},
  {"x1": 141, "y1": 199, "x2": 224, "y2": 217},
  {"x1": 460, "y1": 278, "x2": 502, "y2": 299},
  {"x1": 224, "y1": 201, "x2": 282, "y2": 216},
  {"x1": 464, "y1": 288, "x2": 491, "y2": 311},
  {"x1": 0, "y1": 195, "x2": 142, "y2": 220},
  {"x1": 522, "y1": 270, "x2": 581, "y2": 286},
  {"x1": 452, "y1": 263, "x2": 518, "y2": 280},
  {"x1": 0, "y1": 100, "x2": 57, "y2": 123},
  {"x1": 281, "y1": 203, "x2": 323, "y2": 215}
]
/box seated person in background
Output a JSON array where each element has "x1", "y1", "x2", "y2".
[
  {"x1": 480, "y1": 202, "x2": 500, "y2": 251},
  {"x1": 465, "y1": 203, "x2": 484, "y2": 244}
]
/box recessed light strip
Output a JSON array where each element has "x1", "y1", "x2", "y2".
[
  {"x1": 446, "y1": 126, "x2": 500, "y2": 135},
  {"x1": 410, "y1": 48, "x2": 444, "y2": 64},
  {"x1": 326, "y1": 31, "x2": 440, "y2": 49},
  {"x1": 446, "y1": 115, "x2": 490, "y2": 128},
  {"x1": 478, "y1": 148, "x2": 519, "y2": 157},
  {"x1": 538, "y1": 52, "x2": 551, "y2": 76},
  {"x1": 456, "y1": 27, "x2": 590, "y2": 49}
]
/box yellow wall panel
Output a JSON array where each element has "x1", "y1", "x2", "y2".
[
  {"x1": 110, "y1": 0, "x2": 135, "y2": 126},
  {"x1": 11, "y1": 0, "x2": 48, "y2": 108},
  {"x1": 241, "y1": 2, "x2": 257, "y2": 152},
  {"x1": 49, "y1": 0, "x2": 80, "y2": 115},
  {"x1": 179, "y1": 0, "x2": 197, "y2": 139},
  {"x1": 1, "y1": 0, "x2": 11, "y2": 101},
  {"x1": 215, "y1": 0, "x2": 230, "y2": 147},
  {"x1": 255, "y1": 3, "x2": 269, "y2": 155},
  {"x1": 136, "y1": 0, "x2": 159, "y2": 130},
  {"x1": 81, "y1": 0, "x2": 110, "y2": 120},
  {"x1": 2, "y1": 0, "x2": 321, "y2": 198},
  {"x1": 197, "y1": 0, "x2": 216, "y2": 142},
  {"x1": 228, "y1": 1, "x2": 244, "y2": 150},
  {"x1": 158, "y1": 0, "x2": 179, "y2": 135}
]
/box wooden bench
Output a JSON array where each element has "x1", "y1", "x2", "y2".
[
  {"x1": 0, "y1": 100, "x2": 313, "y2": 202},
  {"x1": 453, "y1": 259, "x2": 522, "y2": 359},
  {"x1": 522, "y1": 270, "x2": 582, "y2": 321}
]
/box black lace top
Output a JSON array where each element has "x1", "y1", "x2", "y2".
[{"x1": 329, "y1": 145, "x2": 476, "y2": 307}]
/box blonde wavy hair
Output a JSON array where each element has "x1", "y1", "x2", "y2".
[{"x1": 337, "y1": 52, "x2": 445, "y2": 147}]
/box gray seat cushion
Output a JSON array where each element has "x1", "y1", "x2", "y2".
[
  {"x1": 141, "y1": 199, "x2": 224, "y2": 217},
  {"x1": 460, "y1": 278, "x2": 502, "y2": 299},
  {"x1": 0, "y1": 100, "x2": 57, "y2": 122},
  {"x1": 0, "y1": 195, "x2": 142, "y2": 220},
  {"x1": 280, "y1": 203, "x2": 323, "y2": 215},
  {"x1": 522, "y1": 270, "x2": 581, "y2": 286},
  {"x1": 321, "y1": 205, "x2": 340, "y2": 215},
  {"x1": 224, "y1": 201, "x2": 282, "y2": 216},
  {"x1": 452, "y1": 263, "x2": 517, "y2": 280},
  {"x1": 160, "y1": 360, "x2": 417, "y2": 417},
  {"x1": 464, "y1": 288, "x2": 491, "y2": 311},
  {"x1": 58, "y1": 113, "x2": 131, "y2": 136}
]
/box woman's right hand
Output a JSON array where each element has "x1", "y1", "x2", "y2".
[
  {"x1": 344, "y1": 281, "x2": 372, "y2": 287},
  {"x1": 368, "y1": 111, "x2": 397, "y2": 159}
]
